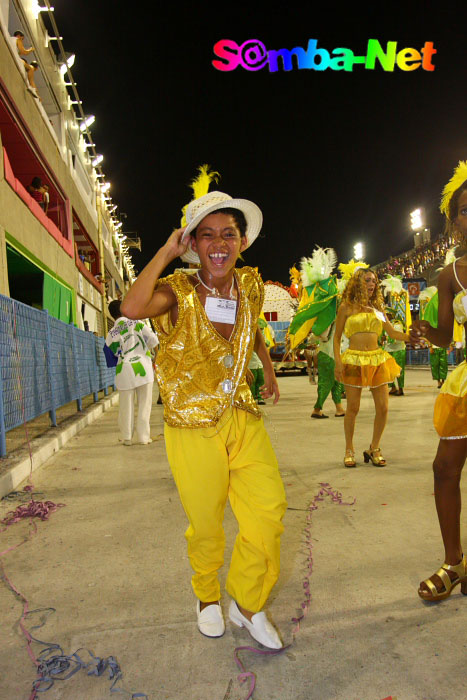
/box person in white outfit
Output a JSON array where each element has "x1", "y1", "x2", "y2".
[{"x1": 106, "y1": 300, "x2": 159, "y2": 445}]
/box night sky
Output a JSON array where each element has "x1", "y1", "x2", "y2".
[{"x1": 50, "y1": 2, "x2": 466, "y2": 284}]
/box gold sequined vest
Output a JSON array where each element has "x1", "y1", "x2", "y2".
[{"x1": 154, "y1": 267, "x2": 264, "y2": 427}]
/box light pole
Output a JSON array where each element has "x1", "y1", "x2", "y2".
[
  {"x1": 410, "y1": 208, "x2": 430, "y2": 247},
  {"x1": 353, "y1": 242, "x2": 364, "y2": 260},
  {"x1": 410, "y1": 208, "x2": 423, "y2": 231}
]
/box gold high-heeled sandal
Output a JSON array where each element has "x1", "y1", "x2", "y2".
[
  {"x1": 363, "y1": 446, "x2": 386, "y2": 466},
  {"x1": 343, "y1": 449, "x2": 356, "y2": 468},
  {"x1": 418, "y1": 555, "x2": 467, "y2": 602}
]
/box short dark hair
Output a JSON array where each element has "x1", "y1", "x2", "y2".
[
  {"x1": 31, "y1": 61, "x2": 39, "y2": 69},
  {"x1": 31, "y1": 176, "x2": 42, "y2": 188},
  {"x1": 191, "y1": 207, "x2": 247, "y2": 238},
  {"x1": 108, "y1": 300, "x2": 121, "y2": 319},
  {"x1": 14, "y1": 31, "x2": 24, "y2": 38}
]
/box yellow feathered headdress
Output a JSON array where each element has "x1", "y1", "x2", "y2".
[
  {"x1": 181, "y1": 164, "x2": 220, "y2": 226},
  {"x1": 289, "y1": 266, "x2": 300, "y2": 286},
  {"x1": 440, "y1": 161, "x2": 467, "y2": 217},
  {"x1": 338, "y1": 258, "x2": 369, "y2": 281}
]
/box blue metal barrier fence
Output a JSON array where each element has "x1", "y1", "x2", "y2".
[
  {"x1": 0, "y1": 293, "x2": 116, "y2": 457},
  {"x1": 406, "y1": 347, "x2": 457, "y2": 365}
]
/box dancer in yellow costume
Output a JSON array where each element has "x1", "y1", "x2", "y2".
[
  {"x1": 411, "y1": 161, "x2": 467, "y2": 601},
  {"x1": 121, "y1": 168, "x2": 286, "y2": 648},
  {"x1": 334, "y1": 265, "x2": 410, "y2": 467}
]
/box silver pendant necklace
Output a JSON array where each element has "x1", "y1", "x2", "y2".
[{"x1": 196, "y1": 271, "x2": 236, "y2": 299}]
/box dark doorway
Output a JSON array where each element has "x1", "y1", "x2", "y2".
[{"x1": 6, "y1": 244, "x2": 44, "y2": 309}]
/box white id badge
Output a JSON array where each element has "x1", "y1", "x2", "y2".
[{"x1": 205, "y1": 296, "x2": 237, "y2": 324}]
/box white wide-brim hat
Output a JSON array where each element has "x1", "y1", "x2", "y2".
[{"x1": 180, "y1": 191, "x2": 263, "y2": 264}]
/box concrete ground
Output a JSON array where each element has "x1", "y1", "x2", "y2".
[{"x1": 0, "y1": 368, "x2": 465, "y2": 700}]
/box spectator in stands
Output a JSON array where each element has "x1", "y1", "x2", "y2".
[
  {"x1": 375, "y1": 231, "x2": 455, "y2": 282},
  {"x1": 106, "y1": 300, "x2": 158, "y2": 446},
  {"x1": 42, "y1": 184, "x2": 49, "y2": 214},
  {"x1": 14, "y1": 30, "x2": 33, "y2": 58},
  {"x1": 27, "y1": 177, "x2": 47, "y2": 209},
  {"x1": 28, "y1": 61, "x2": 40, "y2": 99},
  {"x1": 13, "y1": 31, "x2": 39, "y2": 97}
]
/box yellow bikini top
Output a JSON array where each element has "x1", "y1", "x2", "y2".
[
  {"x1": 344, "y1": 311, "x2": 384, "y2": 338},
  {"x1": 453, "y1": 261, "x2": 467, "y2": 325}
]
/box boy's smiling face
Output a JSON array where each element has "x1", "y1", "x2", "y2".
[{"x1": 191, "y1": 212, "x2": 248, "y2": 277}]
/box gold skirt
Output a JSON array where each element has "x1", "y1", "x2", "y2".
[
  {"x1": 434, "y1": 361, "x2": 467, "y2": 440},
  {"x1": 341, "y1": 348, "x2": 401, "y2": 389}
]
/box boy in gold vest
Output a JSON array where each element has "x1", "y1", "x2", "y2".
[{"x1": 121, "y1": 190, "x2": 287, "y2": 648}]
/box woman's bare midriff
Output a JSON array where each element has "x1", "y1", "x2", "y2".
[{"x1": 349, "y1": 332, "x2": 379, "y2": 351}]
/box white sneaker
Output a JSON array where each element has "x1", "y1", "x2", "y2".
[
  {"x1": 196, "y1": 600, "x2": 225, "y2": 638},
  {"x1": 228, "y1": 600, "x2": 282, "y2": 649},
  {"x1": 123, "y1": 440, "x2": 132, "y2": 446}
]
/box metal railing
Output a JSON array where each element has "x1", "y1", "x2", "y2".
[
  {"x1": 0, "y1": 293, "x2": 115, "y2": 457},
  {"x1": 406, "y1": 348, "x2": 457, "y2": 366}
]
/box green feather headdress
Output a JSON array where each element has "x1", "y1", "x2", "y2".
[
  {"x1": 300, "y1": 247, "x2": 337, "y2": 288},
  {"x1": 380, "y1": 275, "x2": 403, "y2": 296}
]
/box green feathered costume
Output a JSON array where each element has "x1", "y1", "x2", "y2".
[
  {"x1": 289, "y1": 248, "x2": 343, "y2": 413},
  {"x1": 289, "y1": 248, "x2": 339, "y2": 350}
]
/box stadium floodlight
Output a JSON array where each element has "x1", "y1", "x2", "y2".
[
  {"x1": 410, "y1": 208, "x2": 423, "y2": 231},
  {"x1": 79, "y1": 115, "x2": 95, "y2": 132},
  {"x1": 353, "y1": 242, "x2": 364, "y2": 260},
  {"x1": 59, "y1": 53, "x2": 75, "y2": 75},
  {"x1": 33, "y1": 2, "x2": 55, "y2": 19}
]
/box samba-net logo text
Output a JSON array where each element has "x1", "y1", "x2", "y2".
[{"x1": 212, "y1": 38, "x2": 437, "y2": 73}]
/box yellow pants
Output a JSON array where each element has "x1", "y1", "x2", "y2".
[{"x1": 164, "y1": 408, "x2": 287, "y2": 612}]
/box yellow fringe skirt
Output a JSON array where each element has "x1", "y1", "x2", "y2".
[
  {"x1": 341, "y1": 348, "x2": 401, "y2": 389},
  {"x1": 434, "y1": 361, "x2": 467, "y2": 440}
]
